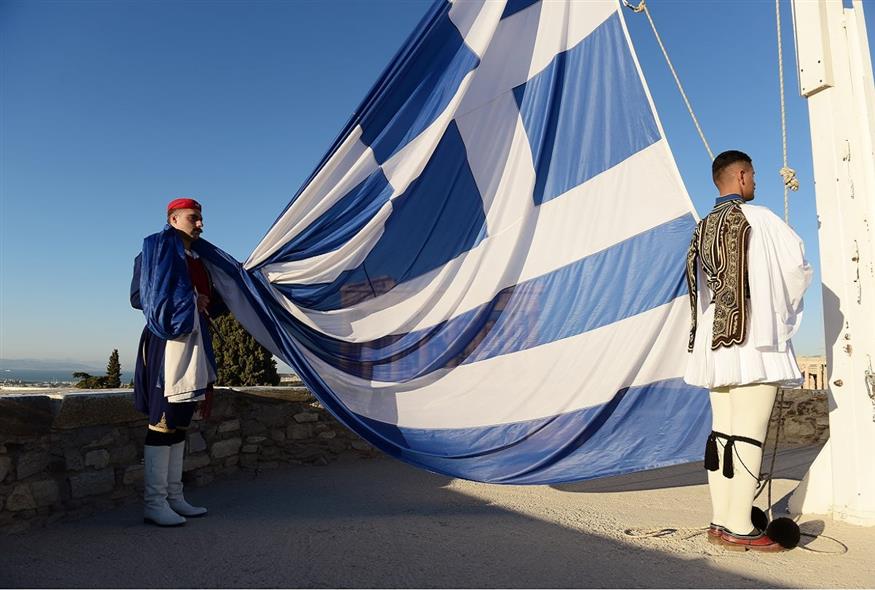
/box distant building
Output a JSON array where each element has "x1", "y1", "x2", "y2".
[
  {"x1": 796, "y1": 355, "x2": 827, "y2": 390},
  {"x1": 279, "y1": 373, "x2": 299, "y2": 384}
]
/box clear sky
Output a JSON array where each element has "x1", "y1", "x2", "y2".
[{"x1": 2, "y1": 0, "x2": 871, "y2": 373}]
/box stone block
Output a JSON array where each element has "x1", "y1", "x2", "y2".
[
  {"x1": 256, "y1": 404, "x2": 293, "y2": 427},
  {"x1": 245, "y1": 436, "x2": 267, "y2": 444},
  {"x1": 241, "y1": 420, "x2": 267, "y2": 436},
  {"x1": 109, "y1": 444, "x2": 138, "y2": 465},
  {"x1": 30, "y1": 479, "x2": 60, "y2": 507},
  {"x1": 5, "y1": 484, "x2": 37, "y2": 511},
  {"x1": 52, "y1": 393, "x2": 142, "y2": 430},
  {"x1": 270, "y1": 429, "x2": 286, "y2": 442},
  {"x1": 123, "y1": 465, "x2": 144, "y2": 485},
  {"x1": 183, "y1": 453, "x2": 211, "y2": 472},
  {"x1": 327, "y1": 440, "x2": 347, "y2": 454},
  {"x1": 224, "y1": 456, "x2": 239, "y2": 467},
  {"x1": 291, "y1": 448, "x2": 324, "y2": 461},
  {"x1": 17, "y1": 451, "x2": 50, "y2": 480},
  {"x1": 317, "y1": 431, "x2": 337, "y2": 440},
  {"x1": 209, "y1": 397, "x2": 234, "y2": 419},
  {"x1": 210, "y1": 438, "x2": 241, "y2": 459},
  {"x1": 261, "y1": 446, "x2": 281, "y2": 459},
  {"x1": 218, "y1": 419, "x2": 240, "y2": 433},
  {"x1": 236, "y1": 387, "x2": 312, "y2": 402},
  {"x1": 0, "y1": 396, "x2": 56, "y2": 437},
  {"x1": 75, "y1": 427, "x2": 121, "y2": 450},
  {"x1": 351, "y1": 440, "x2": 373, "y2": 451},
  {"x1": 85, "y1": 449, "x2": 110, "y2": 470},
  {"x1": 187, "y1": 433, "x2": 207, "y2": 454},
  {"x1": 0, "y1": 456, "x2": 11, "y2": 482},
  {"x1": 64, "y1": 450, "x2": 84, "y2": 471},
  {"x1": 241, "y1": 445, "x2": 258, "y2": 454},
  {"x1": 287, "y1": 424, "x2": 312, "y2": 440},
  {"x1": 69, "y1": 468, "x2": 115, "y2": 499},
  {"x1": 240, "y1": 454, "x2": 257, "y2": 469},
  {"x1": 293, "y1": 412, "x2": 319, "y2": 424}
]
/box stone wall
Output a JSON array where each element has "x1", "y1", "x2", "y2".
[
  {"x1": 0, "y1": 385, "x2": 829, "y2": 534},
  {"x1": 0, "y1": 385, "x2": 377, "y2": 534},
  {"x1": 766, "y1": 388, "x2": 830, "y2": 448}
]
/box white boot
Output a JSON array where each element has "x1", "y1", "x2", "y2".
[
  {"x1": 167, "y1": 440, "x2": 207, "y2": 517},
  {"x1": 144, "y1": 445, "x2": 187, "y2": 527}
]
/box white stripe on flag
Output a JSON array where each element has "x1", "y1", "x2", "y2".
[
  {"x1": 265, "y1": 140, "x2": 690, "y2": 342},
  {"x1": 298, "y1": 296, "x2": 691, "y2": 429}
]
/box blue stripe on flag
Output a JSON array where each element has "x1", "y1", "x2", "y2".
[
  {"x1": 356, "y1": 377, "x2": 710, "y2": 484},
  {"x1": 195, "y1": 244, "x2": 709, "y2": 485},
  {"x1": 501, "y1": 0, "x2": 540, "y2": 19},
  {"x1": 264, "y1": 169, "x2": 394, "y2": 264},
  {"x1": 359, "y1": 4, "x2": 480, "y2": 164},
  {"x1": 284, "y1": 214, "x2": 695, "y2": 382},
  {"x1": 274, "y1": 121, "x2": 487, "y2": 311},
  {"x1": 513, "y1": 12, "x2": 661, "y2": 205}
]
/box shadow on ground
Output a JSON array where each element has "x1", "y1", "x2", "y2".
[
  {"x1": 0, "y1": 458, "x2": 795, "y2": 588},
  {"x1": 552, "y1": 445, "x2": 822, "y2": 494}
]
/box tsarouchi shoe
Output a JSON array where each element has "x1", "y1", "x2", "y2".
[
  {"x1": 720, "y1": 528, "x2": 784, "y2": 552},
  {"x1": 707, "y1": 523, "x2": 725, "y2": 545}
]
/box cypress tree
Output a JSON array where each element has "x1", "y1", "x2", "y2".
[
  {"x1": 212, "y1": 315, "x2": 279, "y2": 386},
  {"x1": 106, "y1": 349, "x2": 122, "y2": 388}
]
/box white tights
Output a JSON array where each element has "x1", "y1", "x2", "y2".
[{"x1": 708, "y1": 383, "x2": 777, "y2": 534}]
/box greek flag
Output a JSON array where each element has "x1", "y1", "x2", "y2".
[{"x1": 196, "y1": 0, "x2": 710, "y2": 484}]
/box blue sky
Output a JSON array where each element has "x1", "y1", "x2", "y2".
[{"x1": 2, "y1": 0, "x2": 870, "y2": 372}]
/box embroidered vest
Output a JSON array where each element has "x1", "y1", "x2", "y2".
[{"x1": 686, "y1": 199, "x2": 751, "y2": 352}]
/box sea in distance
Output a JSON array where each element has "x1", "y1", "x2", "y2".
[{"x1": 1, "y1": 368, "x2": 132, "y2": 386}]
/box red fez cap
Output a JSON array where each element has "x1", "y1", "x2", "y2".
[{"x1": 166, "y1": 198, "x2": 202, "y2": 213}]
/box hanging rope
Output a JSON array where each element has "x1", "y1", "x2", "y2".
[
  {"x1": 775, "y1": 0, "x2": 799, "y2": 223},
  {"x1": 754, "y1": 388, "x2": 786, "y2": 520},
  {"x1": 622, "y1": 0, "x2": 714, "y2": 161}
]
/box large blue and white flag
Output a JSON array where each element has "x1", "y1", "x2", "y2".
[{"x1": 196, "y1": 0, "x2": 711, "y2": 484}]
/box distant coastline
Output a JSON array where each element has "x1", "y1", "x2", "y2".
[{"x1": 1, "y1": 368, "x2": 131, "y2": 386}]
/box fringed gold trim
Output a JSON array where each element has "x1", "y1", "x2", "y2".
[{"x1": 147, "y1": 413, "x2": 175, "y2": 433}]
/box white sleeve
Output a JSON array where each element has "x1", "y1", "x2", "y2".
[{"x1": 744, "y1": 205, "x2": 813, "y2": 351}]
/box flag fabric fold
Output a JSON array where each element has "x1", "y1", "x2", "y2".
[{"x1": 196, "y1": 0, "x2": 710, "y2": 484}]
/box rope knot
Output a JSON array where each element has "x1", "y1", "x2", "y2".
[
  {"x1": 622, "y1": 0, "x2": 647, "y2": 13},
  {"x1": 779, "y1": 166, "x2": 799, "y2": 192}
]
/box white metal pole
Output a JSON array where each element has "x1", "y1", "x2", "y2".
[{"x1": 789, "y1": 0, "x2": 875, "y2": 526}]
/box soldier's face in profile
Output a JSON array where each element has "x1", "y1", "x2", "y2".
[{"x1": 169, "y1": 208, "x2": 204, "y2": 241}]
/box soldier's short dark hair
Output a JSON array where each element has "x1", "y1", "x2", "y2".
[{"x1": 712, "y1": 150, "x2": 752, "y2": 183}]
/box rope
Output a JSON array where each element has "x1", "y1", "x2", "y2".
[
  {"x1": 754, "y1": 389, "x2": 786, "y2": 520},
  {"x1": 623, "y1": 0, "x2": 713, "y2": 161},
  {"x1": 775, "y1": 0, "x2": 799, "y2": 223}
]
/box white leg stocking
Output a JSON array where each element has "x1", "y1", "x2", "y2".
[
  {"x1": 707, "y1": 388, "x2": 732, "y2": 527},
  {"x1": 723, "y1": 383, "x2": 777, "y2": 535}
]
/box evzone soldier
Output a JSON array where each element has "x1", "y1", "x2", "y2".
[
  {"x1": 685, "y1": 150, "x2": 812, "y2": 551},
  {"x1": 130, "y1": 198, "x2": 225, "y2": 526}
]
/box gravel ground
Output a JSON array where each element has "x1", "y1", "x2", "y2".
[{"x1": 0, "y1": 445, "x2": 871, "y2": 588}]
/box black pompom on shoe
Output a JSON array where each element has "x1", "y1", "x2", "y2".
[
  {"x1": 751, "y1": 506, "x2": 770, "y2": 531},
  {"x1": 766, "y1": 517, "x2": 801, "y2": 549}
]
